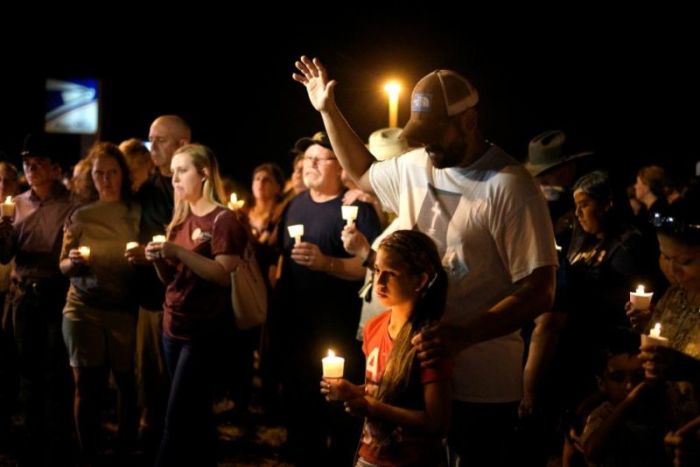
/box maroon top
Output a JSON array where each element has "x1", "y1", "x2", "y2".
[{"x1": 163, "y1": 206, "x2": 247, "y2": 340}]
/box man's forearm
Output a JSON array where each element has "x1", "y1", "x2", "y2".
[
  {"x1": 455, "y1": 266, "x2": 556, "y2": 351},
  {"x1": 320, "y1": 106, "x2": 375, "y2": 192}
]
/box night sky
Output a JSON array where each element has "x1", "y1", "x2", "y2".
[{"x1": 2, "y1": 17, "x2": 698, "y2": 192}]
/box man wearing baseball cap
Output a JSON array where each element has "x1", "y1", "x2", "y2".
[
  {"x1": 294, "y1": 56, "x2": 557, "y2": 466},
  {"x1": 0, "y1": 133, "x2": 75, "y2": 464}
]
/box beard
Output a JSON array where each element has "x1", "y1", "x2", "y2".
[{"x1": 426, "y1": 137, "x2": 467, "y2": 169}]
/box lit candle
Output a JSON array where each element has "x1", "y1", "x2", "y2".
[
  {"x1": 152, "y1": 235, "x2": 166, "y2": 243},
  {"x1": 0, "y1": 196, "x2": 15, "y2": 218},
  {"x1": 125, "y1": 241, "x2": 139, "y2": 251},
  {"x1": 341, "y1": 205, "x2": 358, "y2": 225},
  {"x1": 322, "y1": 349, "x2": 345, "y2": 379},
  {"x1": 228, "y1": 193, "x2": 245, "y2": 210},
  {"x1": 78, "y1": 246, "x2": 91, "y2": 261},
  {"x1": 630, "y1": 284, "x2": 653, "y2": 311},
  {"x1": 287, "y1": 224, "x2": 304, "y2": 245},
  {"x1": 642, "y1": 322, "x2": 670, "y2": 347}
]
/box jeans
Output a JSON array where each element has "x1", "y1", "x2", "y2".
[{"x1": 155, "y1": 333, "x2": 217, "y2": 467}]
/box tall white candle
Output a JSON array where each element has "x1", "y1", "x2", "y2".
[
  {"x1": 0, "y1": 196, "x2": 15, "y2": 218},
  {"x1": 287, "y1": 224, "x2": 304, "y2": 245},
  {"x1": 322, "y1": 349, "x2": 344, "y2": 379},
  {"x1": 341, "y1": 205, "x2": 358, "y2": 225},
  {"x1": 630, "y1": 284, "x2": 653, "y2": 311}
]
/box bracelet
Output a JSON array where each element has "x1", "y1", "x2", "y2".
[{"x1": 361, "y1": 249, "x2": 376, "y2": 269}]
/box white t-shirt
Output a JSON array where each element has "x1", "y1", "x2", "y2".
[{"x1": 369, "y1": 145, "x2": 557, "y2": 402}]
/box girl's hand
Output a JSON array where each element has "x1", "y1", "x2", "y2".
[
  {"x1": 145, "y1": 241, "x2": 166, "y2": 261},
  {"x1": 320, "y1": 378, "x2": 357, "y2": 402},
  {"x1": 344, "y1": 395, "x2": 376, "y2": 418}
]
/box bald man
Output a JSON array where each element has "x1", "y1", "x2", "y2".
[{"x1": 126, "y1": 115, "x2": 191, "y2": 456}]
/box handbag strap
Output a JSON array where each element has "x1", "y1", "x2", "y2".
[{"x1": 213, "y1": 207, "x2": 255, "y2": 264}]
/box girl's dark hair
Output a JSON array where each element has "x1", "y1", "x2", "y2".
[
  {"x1": 568, "y1": 170, "x2": 626, "y2": 261},
  {"x1": 375, "y1": 230, "x2": 448, "y2": 405}
]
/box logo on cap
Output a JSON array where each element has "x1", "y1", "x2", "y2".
[{"x1": 411, "y1": 93, "x2": 433, "y2": 113}]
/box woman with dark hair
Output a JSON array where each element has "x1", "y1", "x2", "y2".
[
  {"x1": 628, "y1": 178, "x2": 700, "y2": 365},
  {"x1": 59, "y1": 142, "x2": 139, "y2": 463},
  {"x1": 627, "y1": 179, "x2": 700, "y2": 465},
  {"x1": 321, "y1": 230, "x2": 451, "y2": 466},
  {"x1": 557, "y1": 171, "x2": 650, "y2": 405},
  {"x1": 247, "y1": 163, "x2": 285, "y2": 246}
]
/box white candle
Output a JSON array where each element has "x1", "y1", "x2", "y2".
[
  {"x1": 125, "y1": 241, "x2": 139, "y2": 251},
  {"x1": 322, "y1": 349, "x2": 344, "y2": 379},
  {"x1": 152, "y1": 235, "x2": 166, "y2": 243},
  {"x1": 341, "y1": 205, "x2": 358, "y2": 225},
  {"x1": 287, "y1": 224, "x2": 304, "y2": 245},
  {"x1": 642, "y1": 322, "x2": 670, "y2": 347},
  {"x1": 78, "y1": 246, "x2": 91, "y2": 261},
  {"x1": 228, "y1": 193, "x2": 245, "y2": 210},
  {"x1": 630, "y1": 284, "x2": 653, "y2": 311},
  {"x1": 0, "y1": 196, "x2": 15, "y2": 218}
]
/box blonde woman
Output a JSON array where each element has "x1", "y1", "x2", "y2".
[{"x1": 145, "y1": 144, "x2": 247, "y2": 467}]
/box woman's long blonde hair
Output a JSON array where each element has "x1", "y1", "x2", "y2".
[{"x1": 166, "y1": 143, "x2": 226, "y2": 236}]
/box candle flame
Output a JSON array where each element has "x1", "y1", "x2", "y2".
[
  {"x1": 327, "y1": 349, "x2": 335, "y2": 357},
  {"x1": 4, "y1": 196, "x2": 11, "y2": 203},
  {"x1": 230, "y1": 193, "x2": 238, "y2": 203},
  {"x1": 650, "y1": 322, "x2": 662, "y2": 338},
  {"x1": 636, "y1": 284, "x2": 645, "y2": 294}
]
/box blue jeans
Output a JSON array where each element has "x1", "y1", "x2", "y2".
[{"x1": 156, "y1": 333, "x2": 217, "y2": 467}]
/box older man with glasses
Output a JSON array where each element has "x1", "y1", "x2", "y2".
[{"x1": 272, "y1": 131, "x2": 381, "y2": 464}]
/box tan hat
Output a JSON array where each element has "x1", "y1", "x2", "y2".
[
  {"x1": 525, "y1": 130, "x2": 593, "y2": 177},
  {"x1": 401, "y1": 70, "x2": 479, "y2": 145},
  {"x1": 368, "y1": 128, "x2": 409, "y2": 161}
]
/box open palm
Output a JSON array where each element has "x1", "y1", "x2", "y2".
[{"x1": 292, "y1": 55, "x2": 336, "y2": 112}]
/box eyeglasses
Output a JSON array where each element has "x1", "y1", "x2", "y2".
[
  {"x1": 303, "y1": 155, "x2": 337, "y2": 165},
  {"x1": 651, "y1": 212, "x2": 700, "y2": 232},
  {"x1": 606, "y1": 370, "x2": 645, "y2": 384}
]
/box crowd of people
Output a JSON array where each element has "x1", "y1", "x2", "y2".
[{"x1": 0, "y1": 56, "x2": 697, "y2": 467}]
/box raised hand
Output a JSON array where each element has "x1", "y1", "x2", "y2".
[{"x1": 292, "y1": 56, "x2": 337, "y2": 113}]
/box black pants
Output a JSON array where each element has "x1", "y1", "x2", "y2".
[{"x1": 9, "y1": 279, "x2": 72, "y2": 462}]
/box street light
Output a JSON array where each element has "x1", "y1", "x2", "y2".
[{"x1": 384, "y1": 81, "x2": 401, "y2": 128}]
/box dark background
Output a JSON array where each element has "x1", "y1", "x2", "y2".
[{"x1": 1, "y1": 16, "x2": 698, "y2": 190}]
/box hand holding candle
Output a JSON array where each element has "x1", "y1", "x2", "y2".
[
  {"x1": 0, "y1": 196, "x2": 15, "y2": 219},
  {"x1": 341, "y1": 205, "x2": 358, "y2": 226},
  {"x1": 642, "y1": 322, "x2": 669, "y2": 347},
  {"x1": 288, "y1": 224, "x2": 304, "y2": 245},
  {"x1": 78, "y1": 246, "x2": 91, "y2": 262},
  {"x1": 630, "y1": 284, "x2": 653, "y2": 311}
]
